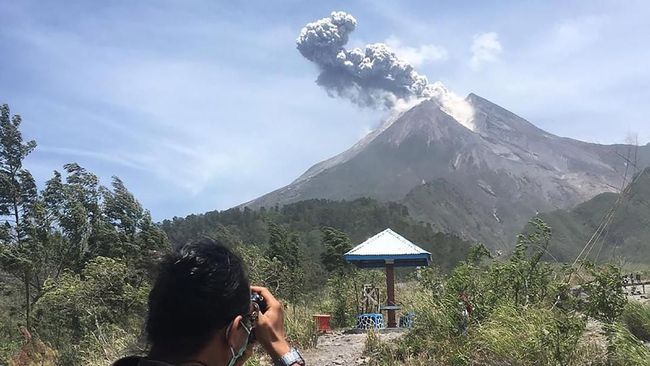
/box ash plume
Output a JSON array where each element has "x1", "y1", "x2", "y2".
[{"x1": 297, "y1": 11, "x2": 436, "y2": 109}]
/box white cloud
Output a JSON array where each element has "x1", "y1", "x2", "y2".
[
  {"x1": 538, "y1": 15, "x2": 609, "y2": 59},
  {"x1": 385, "y1": 36, "x2": 447, "y2": 67},
  {"x1": 469, "y1": 32, "x2": 502, "y2": 70}
]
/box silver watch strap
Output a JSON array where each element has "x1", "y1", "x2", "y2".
[{"x1": 275, "y1": 347, "x2": 305, "y2": 366}]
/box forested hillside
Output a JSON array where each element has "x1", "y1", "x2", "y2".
[
  {"x1": 161, "y1": 198, "x2": 473, "y2": 273},
  {"x1": 532, "y1": 168, "x2": 650, "y2": 263}
]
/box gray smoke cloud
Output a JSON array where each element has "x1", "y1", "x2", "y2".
[{"x1": 297, "y1": 11, "x2": 437, "y2": 109}]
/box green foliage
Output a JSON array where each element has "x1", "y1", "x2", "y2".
[
  {"x1": 0, "y1": 277, "x2": 23, "y2": 362},
  {"x1": 3, "y1": 104, "x2": 648, "y2": 365},
  {"x1": 472, "y1": 304, "x2": 585, "y2": 365},
  {"x1": 363, "y1": 219, "x2": 645, "y2": 366},
  {"x1": 441, "y1": 221, "x2": 555, "y2": 324},
  {"x1": 0, "y1": 104, "x2": 168, "y2": 364},
  {"x1": 160, "y1": 199, "x2": 472, "y2": 315},
  {"x1": 33, "y1": 257, "x2": 149, "y2": 365},
  {"x1": 503, "y1": 218, "x2": 554, "y2": 306},
  {"x1": 266, "y1": 223, "x2": 304, "y2": 303},
  {"x1": 267, "y1": 222, "x2": 301, "y2": 268},
  {"x1": 320, "y1": 227, "x2": 352, "y2": 273},
  {"x1": 0, "y1": 164, "x2": 169, "y2": 340},
  {"x1": 320, "y1": 269, "x2": 385, "y2": 329},
  {"x1": 622, "y1": 301, "x2": 650, "y2": 342},
  {"x1": 329, "y1": 275, "x2": 350, "y2": 328},
  {"x1": 535, "y1": 168, "x2": 650, "y2": 263},
  {"x1": 582, "y1": 263, "x2": 626, "y2": 324},
  {"x1": 414, "y1": 266, "x2": 444, "y2": 295},
  {"x1": 466, "y1": 243, "x2": 491, "y2": 265},
  {"x1": 0, "y1": 104, "x2": 37, "y2": 226},
  {"x1": 161, "y1": 198, "x2": 472, "y2": 274},
  {"x1": 235, "y1": 244, "x2": 282, "y2": 289}
]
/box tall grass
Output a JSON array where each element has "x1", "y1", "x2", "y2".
[
  {"x1": 285, "y1": 304, "x2": 318, "y2": 349},
  {"x1": 471, "y1": 304, "x2": 585, "y2": 365},
  {"x1": 608, "y1": 322, "x2": 650, "y2": 365},
  {"x1": 622, "y1": 301, "x2": 650, "y2": 342}
]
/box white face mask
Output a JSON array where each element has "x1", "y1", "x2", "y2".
[{"x1": 225, "y1": 320, "x2": 252, "y2": 366}]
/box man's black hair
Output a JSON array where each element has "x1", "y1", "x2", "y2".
[{"x1": 145, "y1": 238, "x2": 250, "y2": 359}]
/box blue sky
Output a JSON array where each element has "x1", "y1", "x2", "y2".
[{"x1": 1, "y1": 0, "x2": 649, "y2": 220}]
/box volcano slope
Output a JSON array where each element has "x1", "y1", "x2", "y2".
[{"x1": 244, "y1": 94, "x2": 650, "y2": 250}]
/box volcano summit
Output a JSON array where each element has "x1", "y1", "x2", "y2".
[{"x1": 243, "y1": 89, "x2": 650, "y2": 249}]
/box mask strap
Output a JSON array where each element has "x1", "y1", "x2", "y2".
[{"x1": 225, "y1": 319, "x2": 250, "y2": 366}]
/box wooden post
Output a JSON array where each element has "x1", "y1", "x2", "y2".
[{"x1": 385, "y1": 260, "x2": 396, "y2": 328}]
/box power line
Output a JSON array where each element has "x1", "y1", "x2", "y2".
[{"x1": 571, "y1": 144, "x2": 645, "y2": 268}]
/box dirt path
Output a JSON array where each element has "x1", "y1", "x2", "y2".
[{"x1": 302, "y1": 330, "x2": 405, "y2": 366}]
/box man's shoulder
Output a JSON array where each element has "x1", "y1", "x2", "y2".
[
  {"x1": 112, "y1": 356, "x2": 175, "y2": 366},
  {"x1": 112, "y1": 356, "x2": 142, "y2": 366}
]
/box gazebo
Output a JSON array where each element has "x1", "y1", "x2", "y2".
[{"x1": 344, "y1": 228, "x2": 431, "y2": 328}]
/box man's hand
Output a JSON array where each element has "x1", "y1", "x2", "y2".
[{"x1": 250, "y1": 286, "x2": 291, "y2": 360}]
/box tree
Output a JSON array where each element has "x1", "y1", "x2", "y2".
[
  {"x1": 266, "y1": 222, "x2": 304, "y2": 303},
  {"x1": 320, "y1": 226, "x2": 352, "y2": 273},
  {"x1": 0, "y1": 104, "x2": 169, "y2": 335},
  {"x1": 0, "y1": 105, "x2": 37, "y2": 233},
  {"x1": 0, "y1": 104, "x2": 37, "y2": 327},
  {"x1": 99, "y1": 176, "x2": 169, "y2": 269}
]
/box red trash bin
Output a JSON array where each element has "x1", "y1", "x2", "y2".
[{"x1": 313, "y1": 314, "x2": 332, "y2": 333}]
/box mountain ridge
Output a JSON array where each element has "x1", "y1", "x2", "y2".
[{"x1": 243, "y1": 93, "x2": 650, "y2": 249}]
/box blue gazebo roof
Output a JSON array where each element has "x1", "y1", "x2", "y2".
[{"x1": 344, "y1": 228, "x2": 431, "y2": 269}]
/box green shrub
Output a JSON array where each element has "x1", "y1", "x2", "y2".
[{"x1": 32, "y1": 257, "x2": 148, "y2": 365}]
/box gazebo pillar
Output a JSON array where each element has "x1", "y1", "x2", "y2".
[{"x1": 385, "y1": 259, "x2": 396, "y2": 328}]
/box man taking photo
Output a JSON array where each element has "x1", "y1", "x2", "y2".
[{"x1": 113, "y1": 238, "x2": 305, "y2": 366}]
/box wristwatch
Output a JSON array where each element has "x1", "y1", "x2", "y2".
[{"x1": 274, "y1": 347, "x2": 305, "y2": 366}]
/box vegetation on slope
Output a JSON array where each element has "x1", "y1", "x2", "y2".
[
  {"x1": 531, "y1": 168, "x2": 650, "y2": 263},
  {"x1": 161, "y1": 198, "x2": 473, "y2": 275},
  {"x1": 364, "y1": 220, "x2": 650, "y2": 365}
]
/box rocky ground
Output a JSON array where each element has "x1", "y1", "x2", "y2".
[
  {"x1": 628, "y1": 292, "x2": 649, "y2": 305},
  {"x1": 301, "y1": 330, "x2": 405, "y2": 366}
]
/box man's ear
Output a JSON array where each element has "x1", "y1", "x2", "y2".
[{"x1": 226, "y1": 315, "x2": 244, "y2": 346}]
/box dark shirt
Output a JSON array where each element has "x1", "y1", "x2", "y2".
[{"x1": 112, "y1": 356, "x2": 176, "y2": 366}]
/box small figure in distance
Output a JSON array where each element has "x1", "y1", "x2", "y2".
[{"x1": 113, "y1": 238, "x2": 305, "y2": 366}]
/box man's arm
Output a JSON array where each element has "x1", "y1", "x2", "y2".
[{"x1": 251, "y1": 286, "x2": 305, "y2": 366}]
